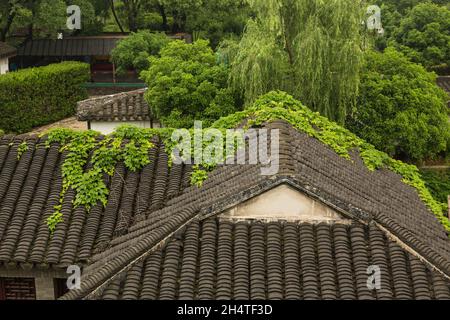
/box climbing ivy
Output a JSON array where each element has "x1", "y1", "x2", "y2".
[{"x1": 44, "y1": 126, "x2": 157, "y2": 232}]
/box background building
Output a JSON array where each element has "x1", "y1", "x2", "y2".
[{"x1": 0, "y1": 42, "x2": 17, "y2": 74}]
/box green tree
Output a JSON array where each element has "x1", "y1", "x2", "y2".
[
  {"x1": 181, "y1": 0, "x2": 250, "y2": 48},
  {"x1": 224, "y1": 0, "x2": 364, "y2": 124},
  {"x1": 33, "y1": 0, "x2": 66, "y2": 37},
  {"x1": 391, "y1": 2, "x2": 450, "y2": 71},
  {"x1": 1, "y1": 0, "x2": 106, "y2": 41},
  {"x1": 68, "y1": 0, "x2": 101, "y2": 35},
  {"x1": 348, "y1": 48, "x2": 450, "y2": 162},
  {"x1": 141, "y1": 39, "x2": 237, "y2": 127},
  {"x1": 111, "y1": 31, "x2": 170, "y2": 75}
]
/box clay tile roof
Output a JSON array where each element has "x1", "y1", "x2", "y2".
[
  {"x1": 0, "y1": 120, "x2": 449, "y2": 300},
  {"x1": 88, "y1": 218, "x2": 450, "y2": 300},
  {"x1": 76, "y1": 89, "x2": 152, "y2": 122},
  {"x1": 0, "y1": 42, "x2": 17, "y2": 59}
]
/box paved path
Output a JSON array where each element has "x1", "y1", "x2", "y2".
[{"x1": 30, "y1": 117, "x2": 88, "y2": 135}]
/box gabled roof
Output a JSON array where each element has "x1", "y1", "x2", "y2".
[
  {"x1": 0, "y1": 42, "x2": 17, "y2": 59},
  {"x1": 0, "y1": 119, "x2": 449, "y2": 299},
  {"x1": 76, "y1": 89, "x2": 152, "y2": 122}
]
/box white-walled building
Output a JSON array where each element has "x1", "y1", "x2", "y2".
[
  {"x1": 0, "y1": 42, "x2": 16, "y2": 75},
  {"x1": 77, "y1": 88, "x2": 160, "y2": 135}
]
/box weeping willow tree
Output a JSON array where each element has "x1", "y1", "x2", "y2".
[{"x1": 225, "y1": 0, "x2": 366, "y2": 124}]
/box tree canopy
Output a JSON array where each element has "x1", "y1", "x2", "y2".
[
  {"x1": 347, "y1": 47, "x2": 450, "y2": 162},
  {"x1": 141, "y1": 39, "x2": 237, "y2": 128},
  {"x1": 391, "y1": 2, "x2": 450, "y2": 71},
  {"x1": 223, "y1": 0, "x2": 364, "y2": 124},
  {"x1": 110, "y1": 31, "x2": 170, "y2": 75}
]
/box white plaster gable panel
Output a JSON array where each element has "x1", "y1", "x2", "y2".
[{"x1": 220, "y1": 184, "x2": 348, "y2": 222}]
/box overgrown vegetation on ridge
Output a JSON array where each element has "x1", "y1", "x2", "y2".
[
  {"x1": 213, "y1": 91, "x2": 450, "y2": 232},
  {"x1": 39, "y1": 91, "x2": 449, "y2": 234}
]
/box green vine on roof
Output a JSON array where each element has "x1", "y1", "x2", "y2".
[
  {"x1": 43, "y1": 125, "x2": 224, "y2": 232},
  {"x1": 17, "y1": 141, "x2": 29, "y2": 160},
  {"x1": 212, "y1": 91, "x2": 450, "y2": 233},
  {"x1": 44, "y1": 126, "x2": 159, "y2": 232}
]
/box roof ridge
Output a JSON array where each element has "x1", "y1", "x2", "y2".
[
  {"x1": 76, "y1": 88, "x2": 149, "y2": 122},
  {"x1": 375, "y1": 213, "x2": 450, "y2": 277}
]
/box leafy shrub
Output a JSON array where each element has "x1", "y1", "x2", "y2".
[
  {"x1": 111, "y1": 31, "x2": 171, "y2": 75},
  {"x1": 141, "y1": 39, "x2": 238, "y2": 128},
  {"x1": 348, "y1": 48, "x2": 450, "y2": 162},
  {"x1": 0, "y1": 61, "x2": 89, "y2": 134}
]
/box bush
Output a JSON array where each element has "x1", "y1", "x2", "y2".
[
  {"x1": 348, "y1": 48, "x2": 450, "y2": 162},
  {"x1": 0, "y1": 61, "x2": 89, "y2": 134},
  {"x1": 111, "y1": 31, "x2": 171, "y2": 75},
  {"x1": 141, "y1": 40, "x2": 238, "y2": 128}
]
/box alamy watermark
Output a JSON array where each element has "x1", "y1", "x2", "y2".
[
  {"x1": 66, "y1": 5, "x2": 81, "y2": 31},
  {"x1": 366, "y1": 5, "x2": 384, "y2": 35},
  {"x1": 67, "y1": 265, "x2": 81, "y2": 290},
  {"x1": 367, "y1": 265, "x2": 382, "y2": 290}
]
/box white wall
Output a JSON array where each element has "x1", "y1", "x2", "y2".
[
  {"x1": 221, "y1": 184, "x2": 348, "y2": 222},
  {"x1": 0, "y1": 57, "x2": 9, "y2": 75},
  {"x1": 90, "y1": 120, "x2": 159, "y2": 135}
]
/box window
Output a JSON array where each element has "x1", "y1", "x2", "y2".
[
  {"x1": 0, "y1": 277, "x2": 36, "y2": 300},
  {"x1": 54, "y1": 278, "x2": 69, "y2": 299}
]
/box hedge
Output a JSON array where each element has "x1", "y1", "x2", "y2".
[{"x1": 0, "y1": 62, "x2": 90, "y2": 134}]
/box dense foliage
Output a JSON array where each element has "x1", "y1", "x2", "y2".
[
  {"x1": 0, "y1": 61, "x2": 89, "y2": 134},
  {"x1": 105, "y1": 0, "x2": 249, "y2": 46},
  {"x1": 0, "y1": 0, "x2": 105, "y2": 41},
  {"x1": 347, "y1": 48, "x2": 449, "y2": 162},
  {"x1": 391, "y1": 3, "x2": 450, "y2": 72},
  {"x1": 141, "y1": 39, "x2": 237, "y2": 128},
  {"x1": 420, "y1": 168, "x2": 450, "y2": 205},
  {"x1": 223, "y1": 0, "x2": 364, "y2": 124},
  {"x1": 373, "y1": 0, "x2": 450, "y2": 72},
  {"x1": 111, "y1": 31, "x2": 170, "y2": 75}
]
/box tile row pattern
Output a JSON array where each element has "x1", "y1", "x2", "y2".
[
  {"x1": 0, "y1": 134, "x2": 191, "y2": 267},
  {"x1": 95, "y1": 218, "x2": 450, "y2": 300},
  {"x1": 0, "y1": 41, "x2": 16, "y2": 59},
  {"x1": 0, "y1": 120, "x2": 449, "y2": 299}
]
